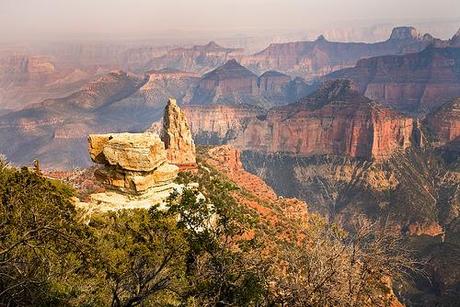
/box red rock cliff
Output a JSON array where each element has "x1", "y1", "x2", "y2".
[{"x1": 233, "y1": 80, "x2": 414, "y2": 160}]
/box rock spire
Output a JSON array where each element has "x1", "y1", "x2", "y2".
[{"x1": 161, "y1": 98, "x2": 197, "y2": 168}]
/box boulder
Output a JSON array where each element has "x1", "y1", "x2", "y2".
[{"x1": 89, "y1": 132, "x2": 167, "y2": 171}]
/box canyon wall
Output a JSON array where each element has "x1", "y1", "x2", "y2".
[{"x1": 328, "y1": 46, "x2": 460, "y2": 113}]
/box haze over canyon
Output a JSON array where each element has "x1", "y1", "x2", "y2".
[{"x1": 1, "y1": 1, "x2": 460, "y2": 305}]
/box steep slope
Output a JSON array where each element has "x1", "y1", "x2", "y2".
[
  {"x1": 183, "y1": 104, "x2": 266, "y2": 145},
  {"x1": 327, "y1": 46, "x2": 460, "y2": 113},
  {"x1": 0, "y1": 71, "x2": 151, "y2": 168},
  {"x1": 240, "y1": 27, "x2": 435, "y2": 80},
  {"x1": 449, "y1": 28, "x2": 460, "y2": 47}
]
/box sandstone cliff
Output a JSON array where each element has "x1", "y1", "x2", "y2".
[
  {"x1": 327, "y1": 46, "x2": 460, "y2": 113},
  {"x1": 232, "y1": 80, "x2": 414, "y2": 161},
  {"x1": 140, "y1": 69, "x2": 199, "y2": 106},
  {"x1": 183, "y1": 104, "x2": 266, "y2": 145}
]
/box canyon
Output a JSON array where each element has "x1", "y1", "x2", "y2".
[
  {"x1": 185, "y1": 80, "x2": 416, "y2": 160},
  {"x1": 0, "y1": 59, "x2": 314, "y2": 169}
]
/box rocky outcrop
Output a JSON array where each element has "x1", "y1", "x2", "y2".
[
  {"x1": 233, "y1": 80, "x2": 414, "y2": 160},
  {"x1": 240, "y1": 26, "x2": 435, "y2": 80},
  {"x1": 327, "y1": 47, "x2": 460, "y2": 113},
  {"x1": 88, "y1": 133, "x2": 178, "y2": 195},
  {"x1": 161, "y1": 98, "x2": 196, "y2": 168},
  {"x1": 424, "y1": 98, "x2": 460, "y2": 146}
]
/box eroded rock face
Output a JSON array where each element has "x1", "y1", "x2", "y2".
[
  {"x1": 148, "y1": 41, "x2": 244, "y2": 74},
  {"x1": 233, "y1": 80, "x2": 414, "y2": 160},
  {"x1": 424, "y1": 98, "x2": 460, "y2": 146},
  {"x1": 188, "y1": 60, "x2": 316, "y2": 108},
  {"x1": 88, "y1": 132, "x2": 178, "y2": 194},
  {"x1": 183, "y1": 104, "x2": 266, "y2": 144},
  {"x1": 89, "y1": 133, "x2": 167, "y2": 171},
  {"x1": 161, "y1": 98, "x2": 196, "y2": 167}
]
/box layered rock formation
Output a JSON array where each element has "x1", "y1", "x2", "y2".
[
  {"x1": 240, "y1": 26, "x2": 435, "y2": 80},
  {"x1": 183, "y1": 104, "x2": 265, "y2": 145},
  {"x1": 189, "y1": 59, "x2": 260, "y2": 105},
  {"x1": 88, "y1": 133, "x2": 178, "y2": 194},
  {"x1": 161, "y1": 98, "x2": 196, "y2": 168},
  {"x1": 140, "y1": 69, "x2": 199, "y2": 106},
  {"x1": 86, "y1": 132, "x2": 180, "y2": 210},
  {"x1": 188, "y1": 59, "x2": 315, "y2": 107},
  {"x1": 232, "y1": 80, "x2": 414, "y2": 160},
  {"x1": 327, "y1": 46, "x2": 460, "y2": 113},
  {"x1": 147, "y1": 41, "x2": 243, "y2": 74}
]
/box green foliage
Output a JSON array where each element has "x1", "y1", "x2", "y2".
[
  {"x1": 0, "y1": 164, "x2": 86, "y2": 306},
  {"x1": 0, "y1": 158, "x2": 416, "y2": 306}
]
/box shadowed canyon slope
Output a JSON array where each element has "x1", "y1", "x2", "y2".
[{"x1": 0, "y1": 60, "x2": 313, "y2": 169}]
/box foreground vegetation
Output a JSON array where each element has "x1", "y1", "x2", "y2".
[{"x1": 0, "y1": 157, "x2": 416, "y2": 306}]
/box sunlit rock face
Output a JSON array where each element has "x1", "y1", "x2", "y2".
[
  {"x1": 233, "y1": 80, "x2": 414, "y2": 161},
  {"x1": 88, "y1": 132, "x2": 178, "y2": 194},
  {"x1": 160, "y1": 98, "x2": 197, "y2": 168}
]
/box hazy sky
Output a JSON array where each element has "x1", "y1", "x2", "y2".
[{"x1": 1, "y1": 0, "x2": 460, "y2": 41}]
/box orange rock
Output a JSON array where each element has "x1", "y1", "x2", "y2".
[{"x1": 161, "y1": 98, "x2": 197, "y2": 168}]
